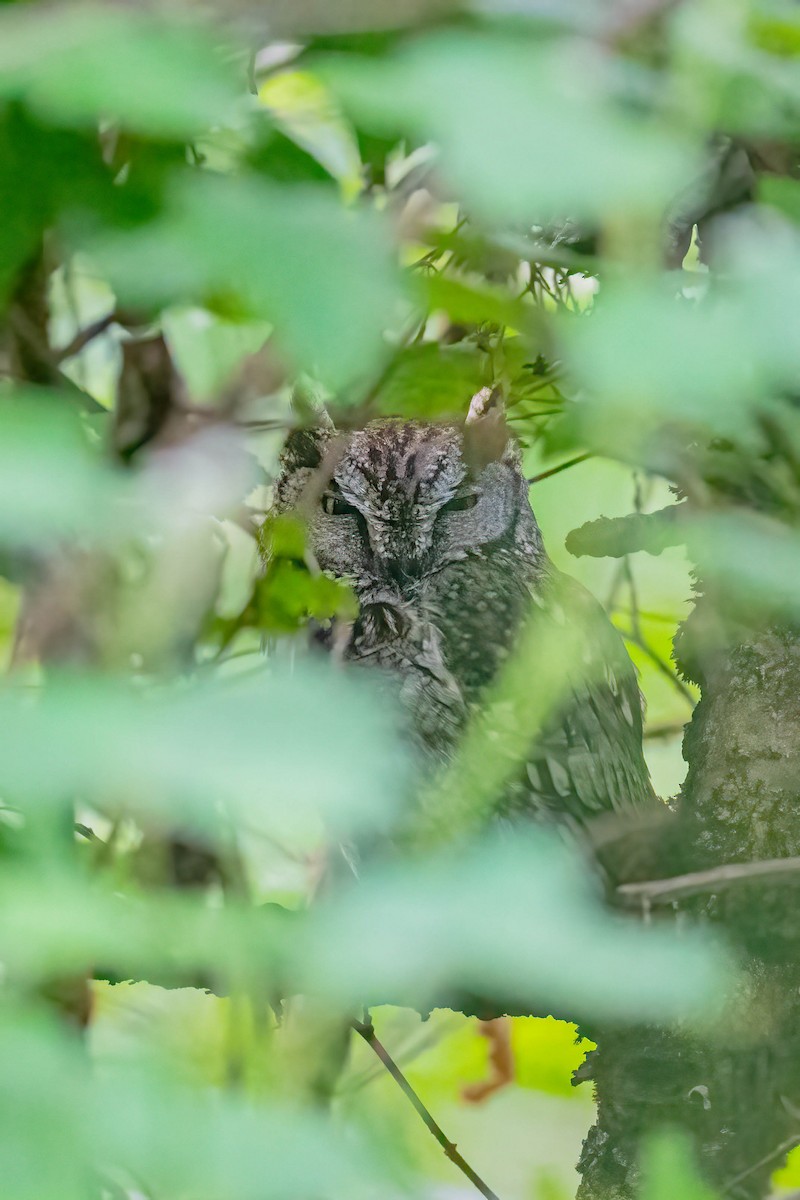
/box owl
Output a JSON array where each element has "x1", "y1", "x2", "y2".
[{"x1": 270, "y1": 390, "x2": 655, "y2": 831}]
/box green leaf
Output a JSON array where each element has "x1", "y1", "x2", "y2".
[
  {"x1": 560, "y1": 215, "x2": 800, "y2": 461},
  {"x1": 560, "y1": 282, "x2": 764, "y2": 459},
  {"x1": 672, "y1": 1, "x2": 800, "y2": 139},
  {"x1": 0, "y1": 4, "x2": 240, "y2": 137},
  {"x1": 374, "y1": 341, "x2": 484, "y2": 419},
  {"x1": 0, "y1": 395, "x2": 256, "y2": 547},
  {"x1": 0, "y1": 661, "x2": 409, "y2": 839},
  {"x1": 640, "y1": 1130, "x2": 719, "y2": 1200},
  {"x1": 163, "y1": 308, "x2": 271, "y2": 403},
  {"x1": 0, "y1": 108, "x2": 116, "y2": 305},
  {"x1": 91, "y1": 172, "x2": 406, "y2": 388},
  {"x1": 759, "y1": 175, "x2": 800, "y2": 225},
  {"x1": 0, "y1": 1008, "x2": 405, "y2": 1200},
  {"x1": 423, "y1": 274, "x2": 543, "y2": 334},
  {"x1": 300, "y1": 829, "x2": 731, "y2": 1022},
  {"x1": 253, "y1": 559, "x2": 358, "y2": 630},
  {"x1": 0, "y1": 866, "x2": 294, "y2": 987},
  {"x1": 0, "y1": 392, "x2": 114, "y2": 543},
  {"x1": 321, "y1": 32, "x2": 697, "y2": 223},
  {"x1": 686, "y1": 512, "x2": 800, "y2": 620}
]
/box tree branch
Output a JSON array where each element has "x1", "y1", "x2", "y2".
[
  {"x1": 617, "y1": 856, "x2": 800, "y2": 907},
  {"x1": 352, "y1": 1016, "x2": 501, "y2": 1200}
]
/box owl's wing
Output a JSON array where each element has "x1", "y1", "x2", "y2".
[{"x1": 503, "y1": 571, "x2": 657, "y2": 825}]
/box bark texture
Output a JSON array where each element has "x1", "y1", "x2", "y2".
[{"x1": 578, "y1": 598, "x2": 800, "y2": 1199}]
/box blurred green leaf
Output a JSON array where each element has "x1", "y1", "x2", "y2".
[
  {"x1": 257, "y1": 67, "x2": 362, "y2": 188},
  {"x1": 759, "y1": 175, "x2": 800, "y2": 224},
  {"x1": 301, "y1": 829, "x2": 731, "y2": 1021},
  {"x1": 0, "y1": 392, "x2": 114, "y2": 542},
  {"x1": 0, "y1": 1009, "x2": 405, "y2": 1200},
  {"x1": 91, "y1": 172, "x2": 406, "y2": 388},
  {"x1": 0, "y1": 660, "x2": 409, "y2": 839},
  {"x1": 561, "y1": 215, "x2": 800, "y2": 462},
  {"x1": 0, "y1": 4, "x2": 240, "y2": 137},
  {"x1": 375, "y1": 342, "x2": 484, "y2": 419},
  {"x1": 0, "y1": 397, "x2": 256, "y2": 546},
  {"x1": 686, "y1": 512, "x2": 800, "y2": 619},
  {"x1": 560, "y1": 283, "x2": 764, "y2": 458},
  {"x1": 321, "y1": 32, "x2": 697, "y2": 223},
  {"x1": 0, "y1": 108, "x2": 116, "y2": 304},
  {"x1": 423, "y1": 275, "x2": 540, "y2": 334},
  {"x1": 163, "y1": 308, "x2": 271, "y2": 402},
  {"x1": 673, "y1": 0, "x2": 800, "y2": 139},
  {"x1": 0, "y1": 865, "x2": 293, "y2": 987},
  {"x1": 640, "y1": 1129, "x2": 719, "y2": 1200}
]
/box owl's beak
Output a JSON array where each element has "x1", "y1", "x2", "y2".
[{"x1": 382, "y1": 556, "x2": 415, "y2": 589}]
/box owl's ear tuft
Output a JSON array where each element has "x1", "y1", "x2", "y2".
[
  {"x1": 463, "y1": 387, "x2": 516, "y2": 474},
  {"x1": 466, "y1": 386, "x2": 503, "y2": 425},
  {"x1": 280, "y1": 424, "x2": 333, "y2": 471}
]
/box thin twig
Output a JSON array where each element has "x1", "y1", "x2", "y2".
[
  {"x1": 723, "y1": 1134, "x2": 800, "y2": 1194},
  {"x1": 57, "y1": 313, "x2": 115, "y2": 362},
  {"x1": 346, "y1": 1015, "x2": 461, "y2": 1093},
  {"x1": 618, "y1": 855, "x2": 800, "y2": 907},
  {"x1": 352, "y1": 1017, "x2": 501, "y2": 1200},
  {"x1": 527, "y1": 452, "x2": 592, "y2": 484},
  {"x1": 644, "y1": 720, "x2": 687, "y2": 740},
  {"x1": 624, "y1": 629, "x2": 696, "y2": 708}
]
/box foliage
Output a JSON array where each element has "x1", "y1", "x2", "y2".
[{"x1": 2, "y1": 1, "x2": 800, "y2": 1198}]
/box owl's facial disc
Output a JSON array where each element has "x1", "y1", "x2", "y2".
[{"x1": 299, "y1": 420, "x2": 526, "y2": 600}]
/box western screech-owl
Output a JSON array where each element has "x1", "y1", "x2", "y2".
[{"x1": 271, "y1": 390, "x2": 655, "y2": 829}]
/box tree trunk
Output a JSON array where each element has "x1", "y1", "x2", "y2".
[{"x1": 578, "y1": 596, "x2": 800, "y2": 1198}]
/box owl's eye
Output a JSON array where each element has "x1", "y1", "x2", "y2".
[
  {"x1": 321, "y1": 492, "x2": 359, "y2": 517},
  {"x1": 440, "y1": 492, "x2": 479, "y2": 515}
]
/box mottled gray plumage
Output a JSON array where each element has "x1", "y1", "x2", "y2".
[{"x1": 271, "y1": 398, "x2": 655, "y2": 827}]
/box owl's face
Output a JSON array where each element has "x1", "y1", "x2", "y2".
[{"x1": 274, "y1": 418, "x2": 538, "y2": 601}]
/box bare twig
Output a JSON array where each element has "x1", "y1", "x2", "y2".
[
  {"x1": 57, "y1": 313, "x2": 115, "y2": 362},
  {"x1": 624, "y1": 629, "x2": 696, "y2": 708},
  {"x1": 723, "y1": 1134, "x2": 800, "y2": 1194},
  {"x1": 527, "y1": 453, "x2": 592, "y2": 484},
  {"x1": 352, "y1": 1016, "x2": 501, "y2": 1200},
  {"x1": 618, "y1": 856, "x2": 800, "y2": 907},
  {"x1": 644, "y1": 720, "x2": 687, "y2": 740}
]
